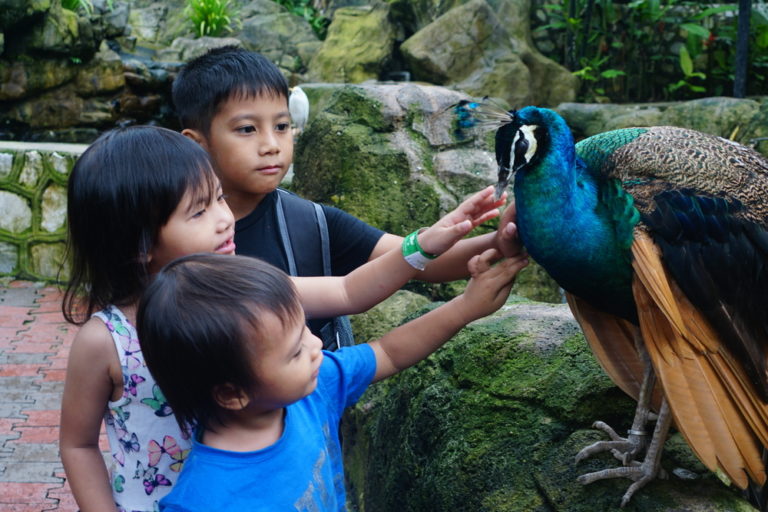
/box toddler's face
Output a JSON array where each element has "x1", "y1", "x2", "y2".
[
  {"x1": 245, "y1": 309, "x2": 324, "y2": 410},
  {"x1": 148, "y1": 179, "x2": 235, "y2": 271},
  {"x1": 199, "y1": 93, "x2": 293, "y2": 216}
]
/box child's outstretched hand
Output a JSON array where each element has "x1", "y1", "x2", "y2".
[
  {"x1": 417, "y1": 186, "x2": 505, "y2": 256},
  {"x1": 453, "y1": 248, "x2": 528, "y2": 323},
  {"x1": 494, "y1": 201, "x2": 525, "y2": 258}
]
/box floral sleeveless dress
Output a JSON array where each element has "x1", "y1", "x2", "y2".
[{"x1": 94, "y1": 305, "x2": 190, "y2": 512}]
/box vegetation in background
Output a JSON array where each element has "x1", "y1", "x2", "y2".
[
  {"x1": 186, "y1": 0, "x2": 239, "y2": 37},
  {"x1": 61, "y1": 0, "x2": 94, "y2": 15},
  {"x1": 539, "y1": 0, "x2": 768, "y2": 102},
  {"x1": 273, "y1": 0, "x2": 331, "y2": 39}
]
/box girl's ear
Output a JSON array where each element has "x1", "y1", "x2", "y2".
[
  {"x1": 181, "y1": 128, "x2": 209, "y2": 150},
  {"x1": 213, "y1": 383, "x2": 250, "y2": 410}
]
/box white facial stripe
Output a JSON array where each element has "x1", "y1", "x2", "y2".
[
  {"x1": 510, "y1": 130, "x2": 521, "y2": 166},
  {"x1": 520, "y1": 124, "x2": 538, "y2": 163}
]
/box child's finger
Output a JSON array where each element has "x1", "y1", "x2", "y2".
[
  {"x1": 470, "y1": 209, "x2": 501, "y2": 227},
  {"x1": 495, "y1": 254, "x2": 529, "y2": 283},
  {"x1": 455, "y1": 187, "x2": 496, "y2": 214},
  {"x1": 451, "y1": 219, "x2": 473, "y2": 238},
  {"x1": 468, "y1": 248, "x2": 500, "y2": 276}
]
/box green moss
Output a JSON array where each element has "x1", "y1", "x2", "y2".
[
  {"x1": 294, "y1": 111, "x2": 442, "y2": 235},
  {"x1": 511, "y1": 261, "x2": 562, "y2": 303},
  {"x1": 343, "y1": 301, "x2": 751, "y2": 510},
  {"x1": 325, "y1": 87, "x2": 389, "y2": 132}
]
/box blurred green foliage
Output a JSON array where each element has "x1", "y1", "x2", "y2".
[
  {"x1": 273, "y1": 0, "x2": 331, "y2": 39},
  {"x1": 539, "y1": 0, "x2": 768, "y2": 102}
]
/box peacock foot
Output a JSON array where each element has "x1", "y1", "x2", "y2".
[
  {"x1": 575, "y1": 421, "x2": 649, "y2": 466},
  {"x1": 576, "y1": 400, "x2": 672, "y2": 507},
  {"x1": 577, "y1": 456, "x2": 665, "y2": 507}
]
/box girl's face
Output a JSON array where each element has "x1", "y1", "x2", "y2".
[{"x1": 148, "y1": 179, "x2": 236, "y2": 272}]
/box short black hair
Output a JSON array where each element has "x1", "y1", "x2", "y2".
[
  {"x1": 137, "y1": 253, "x2": 302, "y2": 434},
  {"x1": 63, "y1": 126, "x2": 218, "y2": 324},
  {"x1": 172, "y1": 45, "x2": 290, "y2": 135}
]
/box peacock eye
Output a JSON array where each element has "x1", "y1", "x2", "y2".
[{"x1": 514, "y1": 131, "x2": 530, "y2": 163}]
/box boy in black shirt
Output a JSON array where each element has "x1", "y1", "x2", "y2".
[{"x1": 172, "y1": 46, "x2": 522, "y2": 349}]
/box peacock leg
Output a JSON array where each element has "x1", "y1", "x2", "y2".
[
  {"x1": 576, "y1": 399, "x2": 672, "y2": 507},
  {"x1": 576, "y1": 336, "x2": 656, "y2": 465}
]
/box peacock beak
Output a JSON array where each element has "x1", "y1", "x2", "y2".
[{"x1": 494, "y1": 167, "x2": 511, "y2": 200}]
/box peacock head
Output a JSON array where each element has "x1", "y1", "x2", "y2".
[{"x1": 494, "y1": 106, "x2": 556, "y2": 198}]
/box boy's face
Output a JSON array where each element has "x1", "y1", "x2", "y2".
[
  {"x1": 148, "y1": 179, "x2": 236, "y2": 272},
  {"x1": 246, "y1": 309, "x2": 324, "y2": 410},
  {"x1": 187, "y1": 93, "x2": 293, "y2": 219}
]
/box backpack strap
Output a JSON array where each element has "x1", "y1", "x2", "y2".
[
  {"x1": 275, "y1": 190, "x2": 298, "y2": 276},
  {"x1": 313, "y1": 202, "x2": 355, "y2": 350},
  {"x1": 275, "y1": 189, "x2": 355, "y2": 350},
  {"x1": 314, "y1": 202, "x2": 331, "y2": 276}
]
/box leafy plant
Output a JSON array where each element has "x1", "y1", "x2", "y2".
[
  {"x1": 703, "y1": 0, "x2": 768, "y2": 96},
  {"x1": 668, "y1": 45, "x2": 706, "y2": 94},
  {"x1": 61, "y1": 0, "x2": 94, "y2": 15},
  {"x1": 537, "y1": 0, "x2": 766, "y2": 102},
  {"x1": 273, "y1": 0, "x2": 331, "y2": 39},
  {"x1": 185, "y1": 0, "x2": 239, "y2": 38}
]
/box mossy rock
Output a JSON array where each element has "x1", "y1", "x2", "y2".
[
  {"x1": 343, "y1": 299, "x2": 754, "y2": 511},
  {"x1": 294, "y1": 84, "x2": 460, "y2": 236}
]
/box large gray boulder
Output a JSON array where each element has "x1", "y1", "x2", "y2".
[
  {"x1": 236, "y1": 2, "x2": 320, "y2": 78},
  {"x1": 400, "y1": 0, "x2": 578, "y2": 108},
  {"x1": 307, "y1": 4, "x2": 397, "y2": 83},
  {"x1": 293, "y1": 82, "x2": 495, "y2": 233},
  {"x1": 344, "y1": 297, "x2": 756, "y2": 511}
]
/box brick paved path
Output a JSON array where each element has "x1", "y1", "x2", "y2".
[{"x1": 0, "y1": 280, "x2": 97, "y2": 512}]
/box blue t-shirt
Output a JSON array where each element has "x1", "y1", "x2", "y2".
[{"x1": 159, "y1": 344, "x2": 376, "y2": 512}]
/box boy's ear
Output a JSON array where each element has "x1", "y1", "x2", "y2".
[
  {"x1": 213, "y1": 383, "x2": 250, "y2": 411},
  {"x1": 181, "y1": 128, "x2": 208, "y2": 150}
]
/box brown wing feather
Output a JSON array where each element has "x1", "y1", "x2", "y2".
[
  {"x1": 632, "y1": 231, "x2": 768, "y2": 488},
  {"x1": 565, "y1": 293, "x2": 663, "y2": 411}
]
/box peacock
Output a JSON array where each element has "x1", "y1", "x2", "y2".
[{"x1": 459, "y1": 102, "x2": 768, "y2": 507}]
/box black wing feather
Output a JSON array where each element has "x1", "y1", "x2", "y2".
[{"x1": 644, "y1": 189, "x2": 768, "y2": 400}]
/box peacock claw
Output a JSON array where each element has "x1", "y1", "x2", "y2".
[
  {"x1": 576, "y1": 400, "x2": 672, "y2": 507},
  {"x1": 577, "y1": 456, "x2": 666, "y2": 508},
  {"x1": 574, "y1": 421, "x2": 647, "y2": 465}
]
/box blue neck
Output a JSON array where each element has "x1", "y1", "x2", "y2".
[{"x1": 514, "y1": 148, "x2": 637, "y2": 321}]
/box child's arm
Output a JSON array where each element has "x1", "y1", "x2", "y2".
[
  {"x1": 368, "y1": 195, "x2": 524, "y2": 282},
  {"x1": 296, "y1": 186, "x2": 505, "y2": 318},
  {"x1": 59, "y1": 319, "x2": 121, "y2": 512},
  {"x1": 370, "y1": 248, "x2": 528, "y2": 382}
]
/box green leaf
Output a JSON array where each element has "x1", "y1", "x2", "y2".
[
  {"x1": 758, "y1": 30, "x2": 768, "y2": 49},
  {"x1": 679, "y1": 46, "x2": 694, "y2": 77},
  {"x1": 600, "y1": 69, "x2": 626, "y2": 79},
  {"x1": 680, "y1": 23, "x2": 710, "y2": 39},
  {"x1": 669, "y1": 80, "x2": 686, "y2": 92},
  {"x1": 693, "y1": 5, "x2": 737, "y2": 20}
]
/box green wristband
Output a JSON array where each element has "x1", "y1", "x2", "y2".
[{"x1": 402, "y1": 228, "x2": 438, "y2": 271}]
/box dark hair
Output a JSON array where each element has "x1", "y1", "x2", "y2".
[
  {"x1": 172, "y1": 45, "x2": 290, "y2": 135},
  {"x1": 62, "y1": 126, "x2": 218, "y2": 324},
  {"x1": 137, "y1": 253, "x2": 302, "y2": 433}
]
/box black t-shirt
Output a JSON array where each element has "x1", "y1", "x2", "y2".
[{"x1": 234, "y1": 190, "x2": 385, "y2": 339}]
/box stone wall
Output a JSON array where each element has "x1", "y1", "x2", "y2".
[{"x1": 0, "y1": 142, "x2": 84, "y2": 281}]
